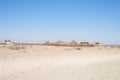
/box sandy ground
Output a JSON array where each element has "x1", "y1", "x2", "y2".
[{"x1": 0, "y1": 45, "x2": 120, "y2": 80}]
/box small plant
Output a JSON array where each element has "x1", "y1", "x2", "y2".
[
  {"x1": 44, "y1": 47, "x2": 47, "y2": 50},
  {"x1": 21, "y1": 45, "x2": 26, "y2": 49},
  {"x1": 3, "y1": 58, "x2": 7, "y2": 60},
  {"x1": 98, "y1": 47, "x2": 101, "y2": 49},
  {"x1": 9, "y1": 45, "x2": 26, "y2": 50},
  {"x1": 64, "y1": 48, "x2": 72, "y2": 51},
  {"x1": 110, "y1": 46, "x2": 114, "y2": 48},
  {"x1": 75, "y1": 47, "x2": 81, "y2": 50}
]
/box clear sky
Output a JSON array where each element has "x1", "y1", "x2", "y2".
[{"x1": 0, "y1": 0, "x2": 120, "y2": 44}]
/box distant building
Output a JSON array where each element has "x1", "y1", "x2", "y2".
[
  {"x1": 4, "y1": 40, "x2": 14, "y2": 45},
  {"x1": 95, "y1": 42, "x2": 104, "y2": 46},
  {"x1": 56, "y1": 40, "x2": 65, "y2": 46},
  {"x1": 80, "y1": 40, "x2": 89, "y2": 45},
  {"x1": 70, "y1": 40, "x2": 77, "y2": 46},
  {"x1": 43, "y1": 40, "x2": 51, "y2": 45}
]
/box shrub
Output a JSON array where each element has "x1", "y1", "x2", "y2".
[
  {"x1": 74, "y1": 47, "x2": 81, "y2": 50},
  {"x1": 9, "y1": 45, "x2": 26, "y2": 50}
]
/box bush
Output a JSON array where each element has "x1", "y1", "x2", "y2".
[
  {"x1": 74, "y1": 47, "x2": 81, "y2": 50},
  {"x1": 9, "y1": 45, "x2": 26, "y2": 50}
]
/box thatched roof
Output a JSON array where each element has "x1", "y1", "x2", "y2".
[
  {"x1": 70, "y1": 40, "x2": 77, "y2": 44},
  {"x1": 56, "y1": 40, "x2": 65, "y2": 45},
  {"x1": 43, "y1": 40, "x2": 51, "y2": 45},
  {"x1": 81, "y1": 40, "x2": 89, "y2": 43}
]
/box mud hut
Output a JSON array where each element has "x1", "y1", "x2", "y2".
[
  {"x1": 80, "y1": 40, "x2": 89, "y2": 45},
  {"x1": 4, "y1": 40, "x2": 14, "y2": 45},
  {"x1": 43, "y1": 40, "x2": 51, "y2": 45},
  {"x1": 56, "y1": 40, "x2": 65, "y2": 46},
  {"x1": 70, "y1": 40, "x2": 77, "y2": 47}
]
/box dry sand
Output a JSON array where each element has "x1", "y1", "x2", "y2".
[{"x1": 0, "y1": 45, "x2": 120, "y2": 80}]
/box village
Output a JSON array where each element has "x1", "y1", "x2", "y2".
[
  {"x1": 0, "y1": 39, "x2": 120, "y2": 80},
  {"x1": 0, "y1": 0, "x2": 120, "y2": 80},
  {"x1": 0, "y1": 40, "x2": 102, "y2": 47}
]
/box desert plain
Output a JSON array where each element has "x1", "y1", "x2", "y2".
[{"x1": 0, "y1": 45, "x2": 120, "y2": 80}]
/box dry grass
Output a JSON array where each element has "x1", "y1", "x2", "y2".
[
  {"x1": 74, "y1": 47, "x2": 81, "y2": 50},
  {"x1": 118, "y1": 46, "x2": 120, "y2": 49},
  {"x1": 98, "y1": 47, "x2": 101, "y2": 50},
  {"x1": 110, "y1": 46, "x2": 114, "y2": 48},
  {"x1": 3, "y1": 58, "x2": 7, "y2": 60},
  {"x1": 44, "y1": 47, "x2": 47, "y2": 50},
  {"x1": 1, "y1": 45, "x2": 7, "y2": 48},
  {"x1": 64, "y1": 48, "x2": 73, "y2": 51},
  {"x1": 9, "y1": 45, "x2": 27, "y2": 50}
]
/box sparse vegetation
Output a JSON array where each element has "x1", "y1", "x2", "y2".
[
  {"x1": 74, "y1": 47, "x2": 81, "y2": 50},
  {"x1": 64, "y1": 48, "x2": 73, "y2": 51},
  {"x1": 110, "y1": 46, "x2": 114, "y2": 48},
  {"x1": 98, "y1": 47, "x2": 101, "y2": 49},
  {"x1": 44, "y1": 47, "x2": 47, "y2": 50},
  {"x1": 9, "y1": 45, "x2": 27, "y2": 50}
]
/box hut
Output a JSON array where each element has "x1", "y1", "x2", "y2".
[
  {"x1": 43, "y1": 40, "x2": 51, "y2": 45},
  {"x1": 70, "y1": 40, "x2": 77, "y2": 47},
  {"x1": 80, "y1": 40, "x2": 89, "y2": 45},
  {"x1": 4, "y1": 40, "x2": 14, "y2": 45},
  {"x1": 56, "y1": 40, "x2": 65, "y2": 46}
]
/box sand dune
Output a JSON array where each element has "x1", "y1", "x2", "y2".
[{"x1": 0, "y1": 45, "x2": 120, "y2": 80}]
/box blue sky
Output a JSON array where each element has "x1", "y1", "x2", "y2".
[{"x1": 0, "y1": 0, "x2": 120, "y2": 44}]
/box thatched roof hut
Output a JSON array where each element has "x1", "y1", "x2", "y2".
[
  {"x1": 4, "y1": 40, "x2": 14, "y2": 45},
  {"x1": 80, "y1": 40, "x2": 89, "y2": 45},
  {"x1": 55, "y1": 40, "x2": 77, "y2": 46},
  {"x1": 43, "y1": 40, "x2": 51, "y2": 45},
  {"x1": 56, "y1": 40, "x2": 65, "y2": 46},
  {"x1": 70, "y1": 40, "x2": 77, "y2": 46}
]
